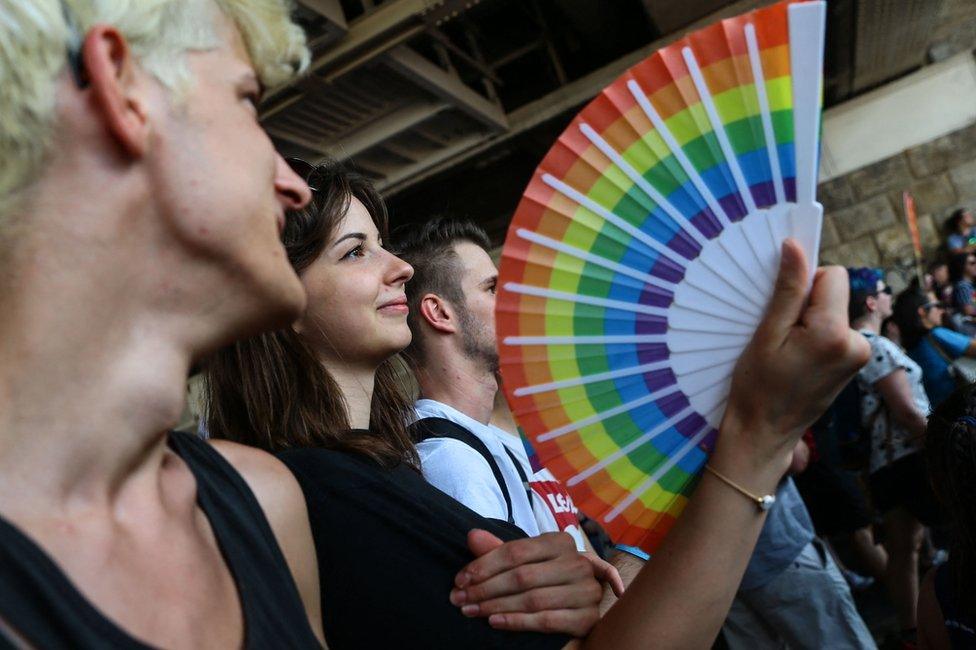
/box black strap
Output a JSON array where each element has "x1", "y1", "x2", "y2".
[
  {"x1": 410, "y1": 418, "x2": 514, "y2": 525},
  {"x1": 502, "y1": 446, "x2": 535, "y2": 511}
]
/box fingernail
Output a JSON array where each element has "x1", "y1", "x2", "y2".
[
  {"x1": 450, "y1": 589, "x2": 466, "y2": 606},
  {"x1": 456, "y1": 572, "x2": 472, "y2": 588},
  {"x1": 488, "y1": 614, "x2": 505, "y2": 627},
  {"x1": 461, "y1": 604, "x2": 479, "y2": 617}
]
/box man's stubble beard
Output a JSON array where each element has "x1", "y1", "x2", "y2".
[{"x1": 456, "y1": 300, "x2": 500, "y2": 375}]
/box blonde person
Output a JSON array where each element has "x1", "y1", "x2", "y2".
[
  {"x1": 205, "y1": 161, "x2": 870, "y2": 649},
  {"x1": 0, "y1": 1, "x2": 325, "y2": 646}
]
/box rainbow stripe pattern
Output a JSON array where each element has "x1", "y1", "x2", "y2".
[{"x1": 495, "y1": 0, "x2": 826, "y2": 551}]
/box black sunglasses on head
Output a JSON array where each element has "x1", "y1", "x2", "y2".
[
  {"x1": 871, "y1": 286, "x2": 893, "y2": 296},
  {"x1": 286, "y1": 158, "x2": 325, "y2": 193}
]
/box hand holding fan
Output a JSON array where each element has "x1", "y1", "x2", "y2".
[{"x1": 495, "y1": 0, "x2": 827, "y2": 552}]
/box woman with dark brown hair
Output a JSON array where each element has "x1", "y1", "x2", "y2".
[
  {"x1": 204, "y1": 159, "x2": 417, "y2": 468},
  {"x1": 203, "y1": 159, "x2": 871, "y2": 650},
  {"x1": 204, "y1": 160, "x2": 604, "y2": 649}
]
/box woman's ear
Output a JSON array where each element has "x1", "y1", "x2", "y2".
[{"x1": 82, "y1": 25, "x2": 150, "y2": 157}]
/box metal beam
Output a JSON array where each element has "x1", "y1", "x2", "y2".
[
  {"x1": 382, "y1": 0, "x2": 771, "y2": 195},
  {"x1": 299, "y1": 0, "x2": 348, "y2": 29},
  {"x1": 267, "y1": 100, "x2": 449, "y2": 159},
  {"x1": 324, "y1": 101, "x2": 449, "y2": 159},
  {"x1": 384, "y1": 46, "x2": 507, "y2": 130},
  {"x1": 376, "y1": 134, "x2": 485, "y2": 191},
  {"x1": 264, "y1": 0, "x2": 429, "y2": 103},
  {"x1": 266, "y1": 126, "x2": 329, "y2": 155}
]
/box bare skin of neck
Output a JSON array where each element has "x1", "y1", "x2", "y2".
[
  {"x1": 0, "y1": 150, "x2": 249, "y2": 648},
  {"x1": 853, "y1": 310, "x2": 883, "y2": 335},
  {"x1": 414, "y1": 340, "x2": 497, "y2": 425},
  {"x1": 323, "y1": 358, "x2": 377, "y2": 430}
]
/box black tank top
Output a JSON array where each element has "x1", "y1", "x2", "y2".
[{"x1": 0, "y1": 431, "x2": 321, "y2": 648}]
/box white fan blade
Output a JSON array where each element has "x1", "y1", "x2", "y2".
[
  {"x1": 789, "y1": 202, "x2": 824, "y2": 284},
  {"x1": 668, "y1": 329, "x2": 750, "y2": 353},
  {"x1": 670, "y1": 348, "x2": 740, "y2": 376},
  {"x1": 668, "y1": 306, "x2": 753, "y2": 336}
]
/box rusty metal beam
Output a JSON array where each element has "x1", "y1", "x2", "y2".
[
  {"x1": 382, "y1": 0, "x2": 771, "y2": 195},
  {"x1": 375, "y1": 134, "x2": 485, "y2": 191},
  {"x1": 384, "y1": 46, "x2": 507, "y2": 130},
  {"x1": 299, "y1": 0, "x2": 347, "y2": 29}
]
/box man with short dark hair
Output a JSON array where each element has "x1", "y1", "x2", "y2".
[{"x1": 399, "y1": 218, "x2": 597, "y2": 555}]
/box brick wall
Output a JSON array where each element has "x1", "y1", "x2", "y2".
[{"x1": 818, "y1": 121, "x2": 976, "y2": 274}]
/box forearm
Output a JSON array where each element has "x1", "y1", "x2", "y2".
[
  {"x1": 580, "y1": 436, "x2": 786, "y2": 649},
  {"x1": 890, "y1": 405, "x2": 927, "y2": 438},
  {"x1": 598, "y1": 552, "x2": 644, "y2": 615}
]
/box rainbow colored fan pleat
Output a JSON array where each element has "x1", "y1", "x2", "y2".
[{"x1": 495, "y1": 0, "x2": 826, "y2": 552}]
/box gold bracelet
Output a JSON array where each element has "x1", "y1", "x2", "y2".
[{"x1": 704, "y1": 464, "x2": 776, "y2": 512}]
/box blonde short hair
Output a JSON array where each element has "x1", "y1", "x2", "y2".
[{"x1": 0, "y1": 0, "x2": 309, "y2": 219}]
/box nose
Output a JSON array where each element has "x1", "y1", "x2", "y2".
[
  {"x1": 385, "y1": 250, "x2": 414, "y2": 287},
  {"x1": 274, "y1": 152, "x2": 312, "y2": 210}
]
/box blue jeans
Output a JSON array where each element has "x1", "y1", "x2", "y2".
[{"x1": 723, "y1": 539, "x2": 876, "y2": 649}]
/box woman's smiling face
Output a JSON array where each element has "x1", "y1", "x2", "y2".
[{"x1": 294, "y1": 197, "x2": 414, "y2": 367}]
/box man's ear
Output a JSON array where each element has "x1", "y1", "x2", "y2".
[
  {"x1": 419, "y1": 293, "x2": 456, "y2": 334},
  {"x1": 865, "y1": 295, "x2": 878, "y2": 313},
  {"x1": 82, "y1": 25, "x2": 150, "y2": 157}
]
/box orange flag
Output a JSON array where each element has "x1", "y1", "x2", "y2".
[{"x1": 903, "y1": 191, "x2": 923, "y2": 286}]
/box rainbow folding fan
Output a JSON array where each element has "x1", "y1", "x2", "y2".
[{"x1": 495, "y1": 0, "x2": 826, "y2": 552}]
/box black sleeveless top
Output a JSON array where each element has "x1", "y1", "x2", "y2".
[
  {"x1": 0, "y1": 431, "x2": 321, "y2": 649},
  {"x1": 278, "y1": 441, "x2": 570, "y2": 650}
]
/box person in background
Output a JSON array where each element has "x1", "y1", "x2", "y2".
[
  {"x1": 849, "y1": 268, "x2": 943, "y2": 648},
  {"x1": 895, "y1": 290, "x2": 976, "y2": 410},
  {"x1": 884, "y1": 316, "x2": 904, "y2": 348},
  {"x1": 917, "y1": 385, "x2": 976, "y2": 650},
  {"x1": 949, "y1": 253, "x2": 976, "y2": 320},
  {"x1": 945, "y1": 208, "x2": 976, "y2": 255},
  {"x1": 0, "y1": 0, "x2": 327, "y2": 645},
  {"x1": 793, "y1": 422, "x2": 888, "y2": 592},
  {"x1": 928, "y1": 261, "x2": 953, "y2": 306},
  {"x1": 721, "y1": 436, "x2": 875, "y2": 649}
]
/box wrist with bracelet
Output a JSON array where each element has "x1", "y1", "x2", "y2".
[{"x1": 704, "y1": 463, "x2": 777, "y2": 512}]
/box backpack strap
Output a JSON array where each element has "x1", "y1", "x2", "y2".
[
  {"x1": 410, "y1": 417, "x2": 514, "y2": 525},
  {"x1": 501, "y1": 446, "x2": 535, "y2": 511}
]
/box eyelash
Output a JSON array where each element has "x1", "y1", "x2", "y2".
[{"x1": 341, "y1": 244, "x2": 365, "y2": 260}]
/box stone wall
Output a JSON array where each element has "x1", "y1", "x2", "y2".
[{"x1": 818, "y1": 121, "x2": 976, "y2": 280}]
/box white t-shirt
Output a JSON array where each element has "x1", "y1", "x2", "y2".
[
  {"x1": 414, "y1": 399, "x2": 586, "y2": 550},
  {"x1": 857, "y1": 330, "x2": 930, "y2": 474}
]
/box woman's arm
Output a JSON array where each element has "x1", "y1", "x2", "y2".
[
  {"x1": 581, "y1": 243, "x2": 868, "y2": 649},
  {"x1": 458, "y1": 240, "x2": 869, "y2": 649},
  {"x1": 964, "y1": 339, "x2": 976, "y2": 358},
  {"x1": 918, "y1": 568, "x2": 950, "y2": 650},
  {"x1": 874, "y1": 369, "x2": 927, "y2": 438}
]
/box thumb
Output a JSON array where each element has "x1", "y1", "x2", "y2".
[
  {"x1": 754, "y1": 238, "x2": 809, "y2": 344},
  {"x1": 467, "y1": 529, "x2": 505, "y2": 557}
]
